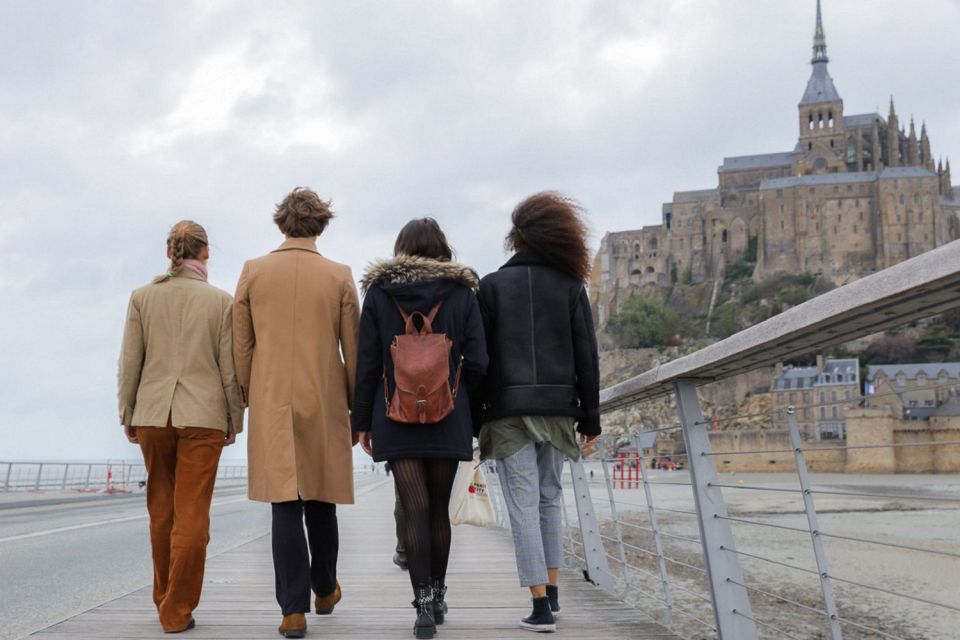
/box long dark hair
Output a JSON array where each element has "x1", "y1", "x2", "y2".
[
  {"x1": 394, "y1": 217, "x2": 454, "y2": 261},
  {"x1": 506, "y1": 192, "x2": 591, "y2": 282}
]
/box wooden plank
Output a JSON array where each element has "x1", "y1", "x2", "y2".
[{"x1": 31, "y1": 479, "x2": 681, "y2": 639}]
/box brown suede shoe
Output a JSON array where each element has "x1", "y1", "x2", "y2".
[
  {"x1": 278, "y1": 613, "x2": 307, "y2": 638},
  {"x1": 315, "y1": 581, "x2": 342, "y2": 615},
  {"x1": 164, "y1": 617, "x2": 195, "y2": 634}
]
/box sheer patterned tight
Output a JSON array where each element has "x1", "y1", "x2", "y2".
[{"x1": 390, "y1": 458, "x2": 459, "y2": 589}]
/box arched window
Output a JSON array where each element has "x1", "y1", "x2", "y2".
[
  {"x1": 649, "y1": 237, "x2": 658, "y2": 250},
  {"x1": 818, "y1": 112, "x2": 824, "y2": 128},
  {"x1": 828, "y1": 111, "x2": 834, "y2": 128},
  {"x1": 809, "y1": 113, "x2": 815, "y2": 130},
  {"x1": 721, "y1": 229, "x2": 728, "y2": 243},
  {"x1": 633, "y1": 243, "x2": 641, "y2": 260}
]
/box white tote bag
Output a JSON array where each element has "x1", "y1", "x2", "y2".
[{"x1": 449, "y1": 454, "x2": 496, "y2": 527}]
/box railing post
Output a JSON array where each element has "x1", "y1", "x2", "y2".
[
  {"x1": 633, "y1": 434, "x2": 674, "y2": 625},
  {"x1": 568, "y1": 457, "x2": 614, "y2": 594},
  {"x1": 4, "y1": 463, "x2": 11, "y2": 492},
  {"x1": 675, "y1": 379, "x2": 757, "y2": 639},
  {"x1": 600, "y1": 457, "x2": 632, "y2": 599},
  {"x1": 61, "y1": 464, "x2": 69, "y2": 490},
  {"x1": 35, "y1": 463, "x2": 43, "y2": 490},
  {"x1": 84, "y1": 463, "x2": 93, "y2": 489},
  {"x1": 786, "y1": 407, "x2": 844, "y2": 640}
]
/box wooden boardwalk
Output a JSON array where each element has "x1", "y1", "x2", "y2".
[{"x1": 30, "y1": 478, "x2": 680, "y2": 639}]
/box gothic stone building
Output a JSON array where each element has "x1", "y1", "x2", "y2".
[{"x1": 593, "y1": 0, "x2": 960, "y2": 327}]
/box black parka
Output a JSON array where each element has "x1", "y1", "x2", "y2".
[
  {"x1": 352, "y1": 256, "x2": 488, "y2": 462},
  {"x1": 478, "y1": 253, "x2": 601, "y2": 436}
]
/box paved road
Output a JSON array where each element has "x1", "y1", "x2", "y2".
[{"x1": 0, "y1": 474, "x2": 386, "y2": 640}]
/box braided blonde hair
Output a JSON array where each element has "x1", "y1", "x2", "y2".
[{"x1": 153, "y1": 220, "x2": 208, "y2": 283}]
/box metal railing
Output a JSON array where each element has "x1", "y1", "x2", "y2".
[
  {"x1": 554, "y1": 239, "x2": 960, "y2": 640},
  {"x1": 0, "y1": 460, "x2": 248, "y2": 492}
]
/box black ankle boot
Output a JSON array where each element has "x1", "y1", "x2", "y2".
[
  {"x1": 411, "y1": 585, "x2": 436, "y2": 639},
  {"x1": 546, "y1": 584, "x2": 560, "y2": 616},
  {"x1": 431, "y1": 577, "x2": 448, "y2": 625},
  {"x1": 520, "y1": 596, "x2": 556, "y2": 633}
]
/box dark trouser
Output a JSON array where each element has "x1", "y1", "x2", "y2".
[
  {"x1": 271, "y1": 499, "x2": 339, "y2": 615},
  {"x1": 138, "y1": 426, "x2": 224, "y2": 631}
]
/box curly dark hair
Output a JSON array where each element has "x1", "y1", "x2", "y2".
[
  {"x1": 273, "y1": 187, "x2": 335, "y2": 237},
  {"x1": 506, "y1": 191, "x2": 591, "y2": 282},
  {"x1": 393, "y1": 217, "x2": 454, "y2": 261}
]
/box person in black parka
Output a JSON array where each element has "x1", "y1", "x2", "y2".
[
  {"x1": 353, "y1": 218, "x2": 487, "y2": 640},
  {"x1": 478, "y1": 192, "x2": 601, "y2": 633}
]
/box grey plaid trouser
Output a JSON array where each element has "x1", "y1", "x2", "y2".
[{"x1": 496, "y1": 441, "x2": 565, "y2": 587}]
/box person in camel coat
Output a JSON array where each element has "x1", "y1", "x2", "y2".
[{"x1": 233, "y1": 187, "x2": 360, "y2": 639}]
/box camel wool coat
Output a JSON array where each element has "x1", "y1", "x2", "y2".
[{"x1": 233, "y1": 237, "x2": 360, "y2": 504}]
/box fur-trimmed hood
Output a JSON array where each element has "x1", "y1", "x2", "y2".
[{"x1": 360, "y1": 255, "x2": 480, "y2": 294}]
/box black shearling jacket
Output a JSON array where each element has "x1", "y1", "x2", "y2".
[{"x1": 478, "y1": 253, "x2": 601, "y2": 436}]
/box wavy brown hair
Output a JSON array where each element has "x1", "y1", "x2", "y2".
[
  {"x1": 273, "y1": 187, "x2": 335, "y2": 237},
  {"x1": 153, "y1": 220, "x2": 208, "y2": 283},
  {"x1": 506, "y1": 191, "x2": 591, "y2": 282}
]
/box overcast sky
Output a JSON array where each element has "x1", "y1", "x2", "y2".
[{"x1": 2, "y1": 0, "x2": 958, "y2": 462}]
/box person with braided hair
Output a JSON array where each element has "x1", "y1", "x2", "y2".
[{"x1": 118, "y1": 220, "x2": 244, "y2": 634}]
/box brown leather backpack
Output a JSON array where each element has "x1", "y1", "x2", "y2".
[{"x1": 384, "y1": 301, "x2": 462, "y2": 424}]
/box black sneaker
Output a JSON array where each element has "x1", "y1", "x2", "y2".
[
  {"x1": 546, "y1": 584, "x2": 561, "y2": 616},
  {"x1": 520, "y1": 596, "x2": 556, "y2": 633},
  {"x1": 412, "y1": 585, "x2": 436, "y2": 639}
]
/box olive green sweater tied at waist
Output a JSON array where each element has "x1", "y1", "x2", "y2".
[{"x1": 479, "y1": 415, "x2": 580, "y2": 461}]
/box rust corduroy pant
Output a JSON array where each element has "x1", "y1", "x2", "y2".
[{"x1": 138, "y1": 426, "x2": 224, "y2": 631}]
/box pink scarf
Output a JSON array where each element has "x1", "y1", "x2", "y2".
[{"x1": 181, "y1": 259, "x2": 208, "y2": 282}]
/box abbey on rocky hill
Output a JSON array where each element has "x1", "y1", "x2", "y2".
[{"x1": 592, "y1": 0, "x2": 960, "y2": 328}]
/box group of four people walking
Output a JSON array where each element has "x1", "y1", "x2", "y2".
[{"x1": 117, "y1": 188, "x2": 601, "y2": 638}]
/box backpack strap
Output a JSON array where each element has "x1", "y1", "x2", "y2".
[{"x1": 393, "y1": 299, "x2": 442, "y2": 335}]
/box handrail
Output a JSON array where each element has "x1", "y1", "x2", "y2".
[{"x1": 600, "y1": 238, "x2": 960, "y2": 409}]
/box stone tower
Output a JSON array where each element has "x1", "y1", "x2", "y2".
[{"x1": 796, "y1": 0, "x2": 845, "y2": 174}]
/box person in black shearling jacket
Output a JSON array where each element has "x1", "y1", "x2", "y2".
[{"x1": 477, "y1": 192, "x2": 600, "y2": 633}]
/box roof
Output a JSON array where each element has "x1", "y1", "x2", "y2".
[
  {"x1": 773, "y1": 358, "x2": 859, "y2": 389},
  {"x1": 867, "y1": 363, "x2": 960, "y2": 381},
  {"x1": 879, "y1": 166, "x2": 936, "y2": 179},
  {"x1": 636, "y1": 430, "x2": 658, "y2": 449},
  {"x1": 760, "y1": 171, "x2": 877, "y2": 190},
  {"x1": 799, "y1": 62, "x2": 841, "y2": 105},
  {"x1": 933, "y1": 395, "x2": 960, "y2": 417},
  {"x1": 719, "y1": 152, "x2": 794, "y2": 173},
  {"x1": 843, "y1": 113, "x2": 884, "y2": 128},
  {"x1": 672, "y1": 188, "x2": 717, "y2": 204}
]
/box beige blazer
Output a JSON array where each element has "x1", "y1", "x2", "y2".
[
  {"x1": 118, "y1": 271, "x2": 244, "y2": 433},
  {"x1": 233, "y1": 237, "x2": 360, "y2": 504}
]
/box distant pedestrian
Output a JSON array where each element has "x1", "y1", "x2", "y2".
[
  {"x1": 233, "y1": 188, "x2": 360, "y2": 639},
  {"x1": 353, "y1": 218, "x2": 488, "y2": 639},
  {"x1": 478, "y1": 192, "x2": 601, "y2": 632},
  {"x1": 118, "y1": 220, "x2": 243, "y2": 634}
]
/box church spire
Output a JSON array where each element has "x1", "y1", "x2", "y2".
[
  {"x1": 799, "y1": 0, "x2": 841, "y2": 105},
  {"x1": 812, "y1": 0, "x2": 829, "y2": 64}
]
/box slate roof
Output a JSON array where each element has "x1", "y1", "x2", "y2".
[
  {"x1": 672, "y1": 188, "x2": 717, "y2": 204},
  {"x1": 878, "y1": 166, "x2": 937, "y2": 179},
  {"x1": 799, "y1": 62, "x2": 841, "y2": 105},
  {"x1": 843, "y1": 113, "x2": 884, "y2": 128},
  {"x1": 867, "y1": 363, "x2": 960, "y2": 382},
  {"x1": 760, "y1": 171, "x2": 877, "y2": 190},
  {"x1": 719, "y1": 152, "x2": 794, "y2": 173},
  {"x1": 773, "y1": 358, "x2": 859, "y2": 390},
  {"x1": 933, "y1": 395, "x2": 960, "y2": 417}
]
